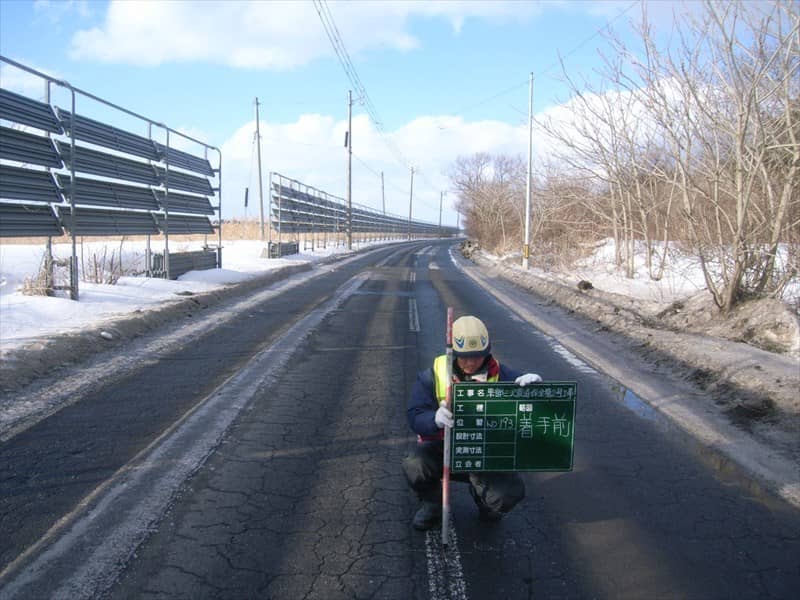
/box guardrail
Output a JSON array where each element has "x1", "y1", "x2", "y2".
[
  {"x1": 0, "y1": 55, "x2": 223, "y2": 298},
  {"x1": 151, "y1": 249, "x2": 219, "y2": 280},
  {"x1": 267, "y1": 241, "x2": 300, "y2": 258},
  {"x1": 268, "y1": 172, "x2": 457, "y2": 253}
]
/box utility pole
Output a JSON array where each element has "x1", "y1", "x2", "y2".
[
  {"x1": 346, "y1": 90, "x2": 353, "y2": 250},
  {"x1": 255, "y1": 97, "x2": 265, "y2": 245},
  {"x1": 267, "y1": 171, "x2": 273, "y2": 250},
  {"x1": 523, "y1": 73, "x2": 533, "y2": 270},
  {"x1": 438, "y1": 190, "x2": 445, "y2": 238},
  {"x1": 407, "y1": 167, "x2": 415, "y2": 240},
  {"x1": 381, "y1": 170, "x2": 385, "y2": 215}
]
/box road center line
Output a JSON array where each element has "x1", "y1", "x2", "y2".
[
  {"x1": 409, "y1": 298, "x2": 420, "y2": 332},
  {"x1": 0, "y1": 273, "x2": 370, "y2": 599},
  {"x1": 0, "y1": 250, "x2": 377, "y2": 442},
  {"x1": 426, "y1": 516, "x2": 469, "y2": 600}
]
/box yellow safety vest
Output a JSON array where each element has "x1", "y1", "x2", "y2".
[{"x1": 432, "y1": 354, "x2": 499, "y2": 404}]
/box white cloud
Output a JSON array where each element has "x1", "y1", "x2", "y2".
[
  {"x1": 214, "y1": 80, "x2": 669, "y2": 226},
  {"x1": 217, "y1": 108, "x2": 534, "y2": 226},
  {"x1": 68, "y1": 0, "x2": 546, "y2": 68},
  {"x1": 33, "y1": 0, "x2": 92, "y2": 24},
  {"x1": 0, "y1": 61, "x2": 62, "y2": 99},
  {"x1": 69, "y1": 1, "x2": 382, "y2": 68}
]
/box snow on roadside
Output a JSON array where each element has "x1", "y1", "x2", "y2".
[
  {"x1": 497, "y1": 239, "x2": 799, "y2": 309},
  {"x1": 2, "y1": 237, "x2": 798, "y2": 352},
  {"x1": 0, "y1": 239, "x2": 353, "y2": 348}
]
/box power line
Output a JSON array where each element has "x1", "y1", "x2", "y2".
[
  {"x1": 352, "y1": 153, "x2": 382, "y2": 179},
  {"x1": 443, "y1": 0, "x2": 641, "y2": 121},
  {"x1": 313, "y1": 0, "x2": 449, "y2": 214},
  {"x1": 449, "y1": 80, "x2": 529, "y2": 117},
  {"x1": 352, "y1": 153, "x2": 408, "y2": 194},
  {"x1": 313, "y1": 0, "x2": 411, "y2": 170},
  {"x1": 415, "y1": 0, "x2": 640, "y2": 197},
  {"x1": 352, "y1": 152, "x2": 442, "y2": 216},
  {"x1": 540, "y1": 0, "x2": 640, "y2": 75},
  {"x1": 312, "y1": 0, "x2": 639, "y2": 208}
]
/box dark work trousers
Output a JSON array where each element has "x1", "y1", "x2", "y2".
[{"x1": 402, "y1": 440, "x2": 525, "y2": 513}]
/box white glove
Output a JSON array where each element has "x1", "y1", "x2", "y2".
[
  {"x1": 435, "y1": 405, "x2": 454, "y2": 429},
  {"x1": 515, "y1": 373, "x2": 542, "y2": 386}
]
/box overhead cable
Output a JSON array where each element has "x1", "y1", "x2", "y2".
[{"x1": 313, "y1": 0, "x2": 411, "y2": 170}]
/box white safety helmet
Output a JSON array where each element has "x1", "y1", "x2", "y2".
[{"x1": 452, "y1": 316, "x2": 491, "y2": 358}]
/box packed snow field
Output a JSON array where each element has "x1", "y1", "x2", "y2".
[
  {"x1": 0, "y1": 239, "x2": 315, "y2": 346},
  {"x1": 1, "y1": 236, "x2": 798, "y2": 490},
  {"x1": 4, "y1": 237, "x2": 795, "y2": 351}
]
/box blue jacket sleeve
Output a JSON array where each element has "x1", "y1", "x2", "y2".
[
  {"x1": 498, "y1": 363, "x2": 523, "y2": 382},
  {"x1": 406, "y1": 362, "x2": 529, "y2": 436},
  {"x1": 407, "y1": 368, "x2": 440, "y2": 436}
]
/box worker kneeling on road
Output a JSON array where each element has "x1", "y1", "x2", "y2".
[{"x1": 402, "y1": 315, "x2": 543, "y2": 531}]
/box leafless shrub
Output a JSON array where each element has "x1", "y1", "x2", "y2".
[
  {"x1": 21, "y1": 255, "x2": 69, "y2": 296},
  {"x1": 82, "y1": 246, "x2": 123, "y2": 284},
  {"x1": 449, "y1": 0, "x2": 799, "y2": 314},
  {"x1": 21, "y1": 254, "x2": 54, "y2": 297},
  {"x1": 447, "y1": 153, "x2": 527, "y2": 255},
  {"x1": 80, "y1": 237, "x2": 129, "y2": 284}
]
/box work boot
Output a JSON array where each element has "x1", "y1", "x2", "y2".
[{"x1": 412, "y1": 501, "x2": 442, "y2": 530}]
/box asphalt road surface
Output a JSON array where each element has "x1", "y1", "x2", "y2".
[{"x1": 1, "y1": 240, "x2": 798, "y2": 599}]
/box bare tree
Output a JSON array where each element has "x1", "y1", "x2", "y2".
[
  {"x1": 538, "y1": 64, "x2": 662, "y2": 279},
  {"x1": 630, "y1": 0, "x2": 800, "y2": 311},
  {"x1": 448, "y1": 0, "x2": 798, "y2": 314},
  {"x1": 536, "y1": 0, "x2": 798, "y2": 311},
  {"x1": 447, "y1": 153, "x2": 526, "y2": 254}
]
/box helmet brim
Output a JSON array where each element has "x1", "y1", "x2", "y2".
[{"x1": 453, "y1": 345, "x2": 491, "y2": 359}]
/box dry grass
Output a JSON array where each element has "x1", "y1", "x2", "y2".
[
  {"x1": 0, "y1": 218, "x2": 418, "y2": 250},
  {"x1": 0, "y1": 219, "x2": 412, "y2": 247},
  {"x1": 0, "y1": 219, "x2": 262, "y2": 245},
  {"x1": 21, "y1": 255, "x2": 71, "y2": 296},
  {"x1": 220, "y1": 219, "x2": 265, "y2": 240},
  {"x1": 21, "y1": 257, "x2": 54, "y2": 296}
]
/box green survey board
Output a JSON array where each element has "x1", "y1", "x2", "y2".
[{"x1": 449, "y1": 382, "x2": 576, "y2": 472}]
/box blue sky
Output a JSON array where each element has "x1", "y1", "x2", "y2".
[{"x1": 0, "y1": 0, "x2": 697, "y2": 225}]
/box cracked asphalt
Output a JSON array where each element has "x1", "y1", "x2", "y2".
[
  {"x1": 1, "y1": 240, "x2": 799, "y2": 599},
  {"x1": 106, "y1": 251, "x2": 427, "y2": 599},
  {"x1": 110, "y1": 284, "x2": 425, "y2": 599}
]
